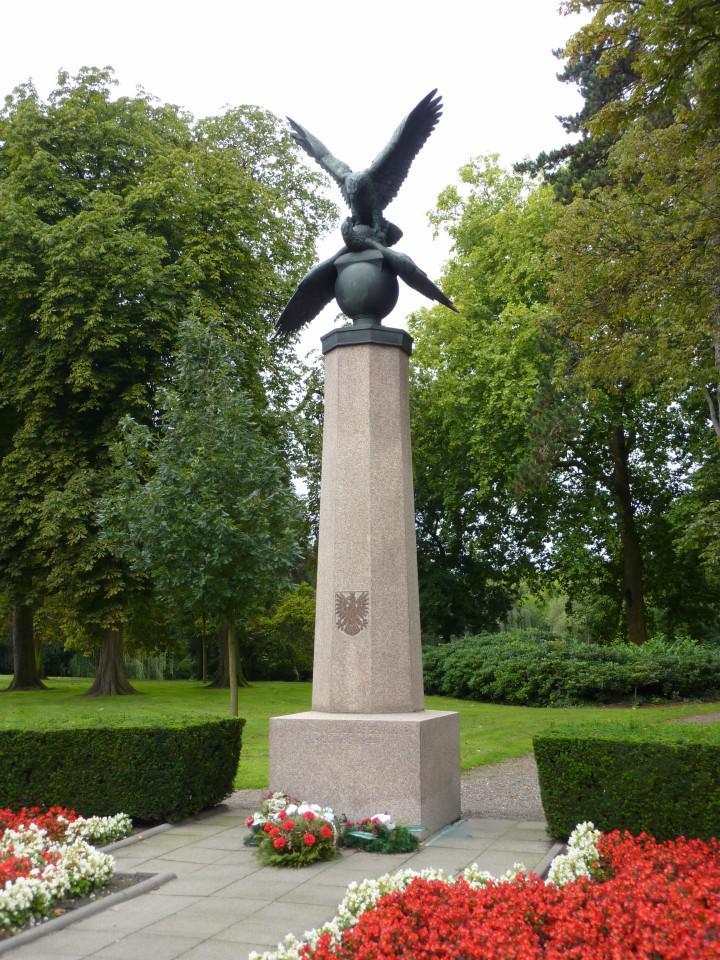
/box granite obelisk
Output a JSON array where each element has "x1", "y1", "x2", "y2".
[{"x1": 270, "y1": 276, "x2": 460, "y2": 835}]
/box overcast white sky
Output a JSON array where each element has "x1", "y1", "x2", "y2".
[{"x1": 3, "y1": 0, "x2": 585, "y2": 355}]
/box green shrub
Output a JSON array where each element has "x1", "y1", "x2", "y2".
[
  {"x1": 246, "y1": 583, "x2": 315, "y2": 680},
  {"x1": 534, "y1": 723, "x2": 720, "y2": 840},
  {"x1": 0, "y1": 718, "x2": 244, "y2": 821},
  {"x1": 423, "y1": 632, "x2": 720, "y2": 705}
]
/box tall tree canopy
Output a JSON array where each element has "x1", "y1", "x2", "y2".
[
  {"x1": 562, "y1": 0, "x2": 720, "y2": 137},
  {"x1": 410, "y1": 161, "x2": 559, "y2": 640},
  {"x1": 548, "y1": 0, "x2": 720, "y2": 613},
  {"x1": 0, "y1": 67, "x2": 333, "y2": 690},
  {"x1": 411, "y1": 158, "x2": 718, "y2": 645}
]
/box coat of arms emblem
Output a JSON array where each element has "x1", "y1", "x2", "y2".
[{"x1": 335, "y1": 591, "x2": 369, "y2": 636}]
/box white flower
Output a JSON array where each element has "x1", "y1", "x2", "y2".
[
  {"x1": 285, "y1": 804, "x2": 298, "y2": 815},
  {"x1": 66, "y1": 813, "x2": 132, "y2": 846},
  {"x1": 0, "y1": 813, "x2": 125, "y2": 926},
  {"x1": 0, "y1": 822, "x2": 117, "y2": 933},
  {"x1": 371, "y1": 813, "x2": 395, "y2": 830},
  {"x1": 546, "y1": 821, "x2": 601, "y2": 887},
  {"x1": 463, "y1": 863, "x2": 497, "y2": 887},
  {"x1": 263, "y1": 793, "x2": 291, "y2": 816}
]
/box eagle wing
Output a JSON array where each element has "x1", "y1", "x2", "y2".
[
  {"x1": 287, "y1": 117, "x2": 352, "y2": 203},
  {"x1": 380, "y1": 247, "x2": 458, "y2": 313},
  {"x1": 367, "y1": 90, "x2": 443, "y2": 210},
  {"x1": 275, "y1": 250, "x2": 346, "y2": 335}
]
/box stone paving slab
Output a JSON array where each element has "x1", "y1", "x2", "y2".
[
  {"x1": 159, "y1": 847, "x2": 231, "y2": 865},
  {"x1": 132, "y1": 858, "x2": 206, "y2": 877},
  {"x1": 91, "y1": 932, "x2": 200, "y2": 960},
  {"x1": 277, "y1": 882, "x2": 356, "y2": 907},
  {"x1": 162, "y1": 869, "x2": 260, "y2": 897},
  {"x1": 6, "y1": 808, "x2": 554, "y2": 960},
  {"x1": 178, "y1": 942, "x2": 265, "y2": 960},
  {"x1": 185, "y1": 833, "x2": 249, "y2": 851}
]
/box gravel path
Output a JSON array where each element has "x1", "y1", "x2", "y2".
[
  {"x1": 224, "y1": 753, "x2": 545, "y2": 821},
  {"x1": 460, "y1": 754, "x2": 544, "y2": 819},
  {"x1": 673, "y1": 712, "x2": 720, "y2": 724}
]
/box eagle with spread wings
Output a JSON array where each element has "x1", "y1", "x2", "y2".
[{"x1": 277, "y1": 90, "x2": 457, "y2": 334}]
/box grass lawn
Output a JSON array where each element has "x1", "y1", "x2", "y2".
[{"x1": 1, "y1": 676, "x2": 719, "y2": 789}]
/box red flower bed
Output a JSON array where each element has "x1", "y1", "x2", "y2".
[
  {"x1": 0, "y1": 806, "x2": 78, "y2": 842},
  {"x1": 1, "y1": 809, "x2": 70, "y2": 889},
  {"x1": 306, "y1": 832, "x2": 720, "y2": 959},
  {"x1": 0, "y1": 856, "x2": 33, "y2": 886}
]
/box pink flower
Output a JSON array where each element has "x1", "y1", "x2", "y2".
[
  {"x1": 303, "y1": 810, "x2": 316, "y2": 820},
  {"x1": 303, "y1": 833, "x2": 316, "y2": 846},
  {"x1": 283, "y1": 819, "x2": 296, "y2": 831},
  {"x1": 273, "y1": 836, "x2": 287, "y2": 850}
]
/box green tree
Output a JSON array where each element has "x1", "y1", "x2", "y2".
[
  {"x1": 412, "y1": 159, "x2": 715, "y2": 645},
  {"x1": 101, "y1": 319, "x2": 302, "y2": 715},
  {"x1": 411, "y1": 161, "x2": 560, "y2": 639},
  {"x1": 562, "y1": 0, "x2": 720, "y2": 138},
  {"x1": 290, "y1": 355, "x2": 324, "y2": 583},
  {"x1": 547, "y1": 0, "x2": 720, "y2": 636},
  {"x1": 515, "y1": 25, "x2": 641, "y2": 200},
  {"x1": 548, "y1": 0, "x2": 720, "y2": 442},
  {"x1": 0, "y1": 68, "x2": 333, "y2": 692},
  {"x1": 246, "y1": 583, "x2": 316, "y2": 680}
]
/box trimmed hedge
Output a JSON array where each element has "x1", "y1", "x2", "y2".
[
  {"x1": 0, "y1": 718, "x2": 244, "y2": 822},
  {"x1": 423, "y1": 632, "x2": 720, "y2": 705},
  {"x1": 534, "y1": 723, "x2": 720, "y2": 840}
]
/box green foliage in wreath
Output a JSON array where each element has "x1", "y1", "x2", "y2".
[
  {"x1": 256, "y1": 839, "x2": 339, "y2": 868},
  {"x1": 341, "y1": 819, "x2": 420, "y2": 854}
]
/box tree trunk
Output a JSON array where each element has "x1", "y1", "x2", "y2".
[
  {"x1": 705, "y1": 239, "x2": 720, "y2": 442},
  {"x1": 35, "y1": 626, "x2": 46, "y2": 679},
  {"x1": 83, "y1": 628, "x2": 138, "y2": 696},
  {"x1": 705, "y1": 338, "x2": 720, "y2": 442},
  {"x1": 4, "y1": 604, "x2": 46, "y2": 691},
  {"x1": 610, "y1": 427, "x2": 648, "y2": 645},
  {"x1": 206, "y1": 625, "x2": 250, "y2": 688},
  {"x1": 206, "y1": 626, "x2": 229, "y2": 688},
  {"x1": 228, "y1": 622, "x2": 238, "y2": 717},
  {"x1": 201, "y1": 614, "x2": 208, "y2": 682}
]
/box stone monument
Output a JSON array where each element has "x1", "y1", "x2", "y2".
[{"x1": 269, "y1": 91, "x2": 461, "y2": 834}]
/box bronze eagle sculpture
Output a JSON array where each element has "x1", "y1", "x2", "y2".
[{"x1": 277, "y1": 90, "x2": 457, "y2": 334}]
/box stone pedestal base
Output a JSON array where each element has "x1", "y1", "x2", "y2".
[{"x1": 269, "y1": 710, "x2": 461, "y2": 836}]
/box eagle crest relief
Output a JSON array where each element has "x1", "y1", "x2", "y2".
[{"x1": 335, "y1": 591, "x2": 369, "y2": 636}]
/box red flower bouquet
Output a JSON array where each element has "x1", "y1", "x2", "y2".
[{"x1": 250, "y1": 796, "x2": 339, "y2": 868}]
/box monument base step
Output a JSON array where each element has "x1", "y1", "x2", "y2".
[{"x1": 269, "y1": 709, "x2": 461, "y2": 836}]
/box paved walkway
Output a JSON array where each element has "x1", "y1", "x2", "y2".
[{"x1": 11, "y1": 807, "x2": 554, "y2": 960}]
